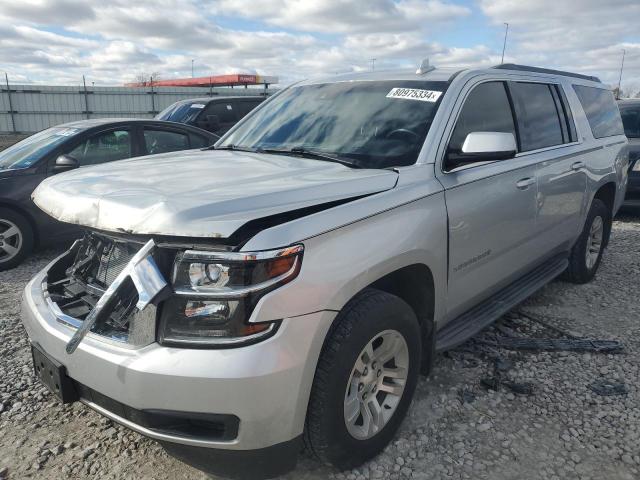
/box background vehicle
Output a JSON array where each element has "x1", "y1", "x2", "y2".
[
  {"x1": 22, "y1": 64, "x2": 627, "y2": 479},
  {"x1": 619, "y1": 98, "x2": 640, "y2": 209},
  {"x1": 0, "y1": 119, "x2": 216, "y2": 271},
  {"x1": 155, "y1": 96, "x2": 266, "y2": 137}
]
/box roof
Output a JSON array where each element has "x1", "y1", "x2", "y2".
[
  {"x1": 297, "y1": 63, "x2": 603, "y2": 87},
  {"x1": 53, "y1": 118, "x2": 217, "y2": 136},
  {"x1": 169, "y1": 95, "x2": 266, "y2": 105}
]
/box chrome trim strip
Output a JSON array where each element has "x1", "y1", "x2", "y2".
[
  {"x1": 162, "y1": 322, "x2": 278, "y2": 346},
  {"x1": 173, "y1": 257, "x2": 300, "y2": 299},
  {"x1": 182, "y1": 244, "x2": 304, "y2": 262},
  {"x1": 79, "y1": 399, "x2": 239, "y2": 449}
]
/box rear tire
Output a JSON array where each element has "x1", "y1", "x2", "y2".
[
  {"x1": 304, "y1": 289, "x2": 422, "y2": 470},
  {"x1": 0, "y1": 208, "x2": 34, "y2": 272},
  {"x1": 563, "y1": 198, "x2": 610, "y2": 284}
]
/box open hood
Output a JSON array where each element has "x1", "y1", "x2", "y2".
[{"x1": 32, "y1": 149, "x2": 398, "y2": 239}]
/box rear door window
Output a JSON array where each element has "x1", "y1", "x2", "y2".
[
  {"x1": 510, "y1": 83, "x2": 564, "y2": 151},
  {"x1": 573, "y1": 85, "x2": 624, "y2": 139},
  {"x1": 143, "y1": 128, "x2": 190, "y2": 155},
  {"x1": 68, "y1": 129, "x2": 132, "y2": 166}
]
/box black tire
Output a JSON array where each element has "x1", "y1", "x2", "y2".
[
  {"x1": 563, "y1": 198, "x2": 610, "y2": 284},
  {"x1": 0, "y1": 208, "x2": 34, "y2": 272},
  {"x1": 304, "y1": 288, "x2": 422, "y2": 470}
]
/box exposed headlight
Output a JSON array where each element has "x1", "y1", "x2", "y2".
[
  {"x1": 159, "y1": 245, "x2": 303, "y2": 347},
  {"x1": 633, "y1": 159, "x2": 640, "y2": 172}
]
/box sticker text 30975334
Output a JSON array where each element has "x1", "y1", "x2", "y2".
[{"x1": 386, "y1": 88, "x2": 442, "y2": 102}]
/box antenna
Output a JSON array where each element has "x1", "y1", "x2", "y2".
[
  {"x1": 416, "y1": 58, "x2": 435, "y2": 75},
  {"x1": 501, "y1": 23, "x2": 509, "y2": 64}
]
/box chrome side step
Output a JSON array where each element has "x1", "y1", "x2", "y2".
[{"x1": 435, "y1": 255, "x2": 569, "y2": 352}]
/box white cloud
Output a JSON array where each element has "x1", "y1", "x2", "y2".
[{"x1": 212, "y1": 0, "x2": 470, "y2": 33}]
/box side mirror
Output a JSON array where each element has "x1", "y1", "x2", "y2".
[
  {"x1": 446, "y1": 132, "x2": 517, "y2": 170},
  {"x1": 53, "y1": 154, "x2": 79, "y2": 173}
]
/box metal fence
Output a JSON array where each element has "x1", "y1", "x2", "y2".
[{"x1": 0, "y1": 80, "x2": 271, "y2": 133}]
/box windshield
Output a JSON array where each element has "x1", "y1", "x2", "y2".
[
  {"x1": 156, "y1": 101, "x2": 205, "y2": 124},
  {"x1": 620, "y1": 105, "x2": 640, "y2": 138},
  {"x1": 0, "y1": 127, "x2": 81, "y2": 171},
  {"x1": 220, "y1": 80, "x2": 447, "y2": 168}
]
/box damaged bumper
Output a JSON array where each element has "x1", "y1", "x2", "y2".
[{"x1": 21, "y1": 253, "x2": 336, "y2": 478}]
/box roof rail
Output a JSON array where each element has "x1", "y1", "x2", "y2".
[{"x1": 492, "y1": 64, "x2": 601, "y2": 83}]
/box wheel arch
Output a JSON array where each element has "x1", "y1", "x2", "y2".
[{"x1": 591, "y1": 182, "x2": 616, "y2": 247}]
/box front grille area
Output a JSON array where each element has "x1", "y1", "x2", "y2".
[{"x1": 46, "y1": 233, "x2": 165, "y2": 346}]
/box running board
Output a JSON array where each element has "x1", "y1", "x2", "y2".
[{"x1": 435, "y1": 255, "x2": 569, "y2": 352}]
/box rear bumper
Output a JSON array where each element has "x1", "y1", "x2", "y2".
[{"x1": 21, "y1": 261, "x2": 335, "y2": 477}]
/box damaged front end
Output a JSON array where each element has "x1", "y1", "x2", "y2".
[
  {"x1": 46, "y1": 233, "x2": 172, "y2": 351},
  {"x1": 44, "y1": 230, "x2": 303, "y2": 352}
]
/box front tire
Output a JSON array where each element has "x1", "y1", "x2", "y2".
[
  {"x1": 304, "y1": 289, "x2": 421, "y2": 470},
  {"x1": 0, "y1": 208, "x2": 34, "y2": 272},
  {"x1": 563, "y1": 198, "x2": 610, "y2": 284}
]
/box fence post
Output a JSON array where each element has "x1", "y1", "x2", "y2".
[
  {"x1": 5, "y1": 73, "x2": 16, "y2": 133},
  {"x1": 150, "y1": 76, "x2": 156, "y2": 115},
  {"x1": 82, "y1": 75, "x2": 90, "y2": 119}
]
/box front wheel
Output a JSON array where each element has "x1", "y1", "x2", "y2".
[
  {"x1": 563, "y1": 198, "x2": 610, "y2": 284},
  {"x1": 304, "y1": 289, "x2": 422, "y2": 470}
]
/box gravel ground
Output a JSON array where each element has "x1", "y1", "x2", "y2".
[
  {"x1": 0, "y1": 134, "x2": 29, "y2": 150},
  {"x1": 0, "y1": 214, "x2": 639, "y2": 480}
]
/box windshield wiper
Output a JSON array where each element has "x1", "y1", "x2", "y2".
[
  {"x1": 258, "y1": 147, "x2": 362, "y2": 169},
  {"x1": 210, "y1": 144, "x2": 257, "y2": 152}
]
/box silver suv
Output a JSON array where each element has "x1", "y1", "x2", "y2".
[{"x1": 22, "y1": 63, "x2": 629, "y2": 478}]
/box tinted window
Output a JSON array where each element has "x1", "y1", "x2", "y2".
[
  {"x1": 511, "y1": 83, "x2": 564, "y2": 151},
  {"x1": 190, "y1": 134, "x2": 210, "y2": 148},
  {"x1": 207, "y1": 102, "x2": 237, "y2": 123},
  {"x1": 221, "y1": 80, "x2": 448, "y2": 168},
  {"x1": 620, "y1": 105, "x2": 640, "y2": 138},
  {"x1": 144, "y1": 129, "x2": 189, "y2": 155},
  {"x1": 68, "y1": 130, "x2": 131, "y2": 166},
  {"x1": 448, "y1": 81, "x2": 516, "y2": 154},
  {"x1": 573, "y1": 85, "x2": 624, "y2": 139},
  {"x1": 236, "y1": 99, "x2": 263, "y2": 117}
]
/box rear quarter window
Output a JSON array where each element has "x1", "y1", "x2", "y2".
[{"x1": 573, "y1": 85, "x2": 624, "y2": 139}]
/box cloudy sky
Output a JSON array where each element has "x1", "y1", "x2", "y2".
[{"x1": 1, "y1": 0, "x2": 639, "y2": 94}]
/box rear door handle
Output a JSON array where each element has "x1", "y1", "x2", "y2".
[
  {"x1": 516, "y1": 177, "x2": 535, "y2": 190},
  {"x1": 571, "y1": 161, "x2": 585, "y2": 171}
]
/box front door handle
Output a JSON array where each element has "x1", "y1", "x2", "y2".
[
  {"x1": 516, "y1": 177, "x2": 535, "y2": 190},
  {"x1": 571, "y1": 161, "x2": 585, "y2": 171}
]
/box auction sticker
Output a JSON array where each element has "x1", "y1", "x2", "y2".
[{"x1": 386, "y1": 88, "x2": 442, "y2": 102}]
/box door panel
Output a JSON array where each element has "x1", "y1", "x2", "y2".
[
  {"x1": 442, "y1": 164, "x2": 538, "y2": 319},
  {"x1": 535, "y1": 153, "x2": 586, "y2": 252}
]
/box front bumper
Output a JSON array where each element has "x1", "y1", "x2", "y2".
[{"x1": 21, "y1": 260, "x2": 336, "y2": 476}]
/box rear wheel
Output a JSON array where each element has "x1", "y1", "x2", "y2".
[
  {"x1": 304, "y1": 289, "x2": 422, "y2": 469},
  {"x1": 0, "y1": 208, "x2": 34, "y2": 272},
  {"x1": 563, "y1": 198, "x2": 610, "y2": 284}
]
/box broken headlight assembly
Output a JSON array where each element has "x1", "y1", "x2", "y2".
[{"x1": 158, "y1": 245, "x2": 304, "y2": 348}]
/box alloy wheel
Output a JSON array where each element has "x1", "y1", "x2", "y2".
[
  {"x1": 585, "y1": 215, "x2": 603, "y2": 270},
  {"x1": 0, "y1": 219, "x2": 22, "y2": 263},
  {"x1": 343, "y1": 329, "x2": 409, "y2": 440}
]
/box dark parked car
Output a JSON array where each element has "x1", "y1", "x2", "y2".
[
  {"x1": 155, "y1": 96, "x2": 266, "y2": 137},
  {"x1": 0, "y1": 119, "x2": 217, "y2": 271},
  {"x1": 619, "y1": 99, "x2": 640, "y2": 208}
]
